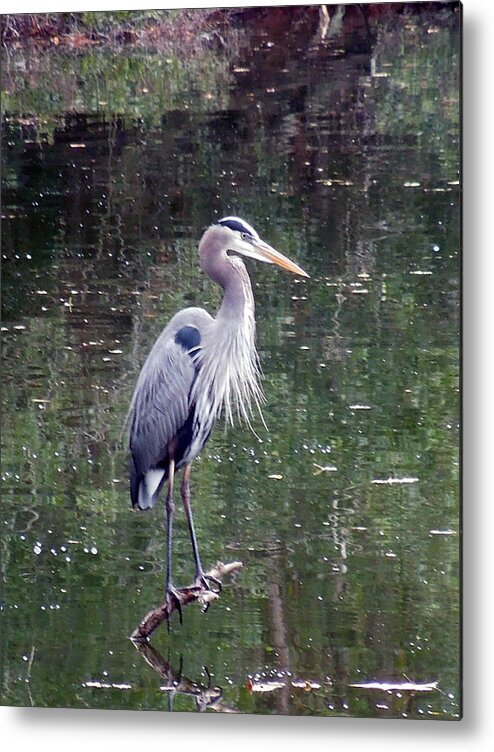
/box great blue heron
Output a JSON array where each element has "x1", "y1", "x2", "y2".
[{"x1": 128, "y1": 216, "x2": 308, "y2": 621}]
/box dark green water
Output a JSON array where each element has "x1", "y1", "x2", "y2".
[{"x1": 1, "y1": 5, "x2": 460, "y2": 719}]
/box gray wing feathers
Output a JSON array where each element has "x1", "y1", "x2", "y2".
[
  {"x1": 129, "y1": 308, "x2": 212, "y2": 476},
  {"x1": 129, "y1": 336, "x2": 196, "y2": 474}
]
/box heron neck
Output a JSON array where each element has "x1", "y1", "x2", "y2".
[
  {"x1": 199, "y1": 226, "x2": 254, "y2": 323},
  {"x1": 195, "y1": 235, "x2": 263, "y2": 428},
  {"x1": 216, "y1": 258, "x2": 253, "y2": 323}
]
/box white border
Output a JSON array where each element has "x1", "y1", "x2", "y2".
[{"x1": 1, "y1": 0, "x2": 492, "y2": 748}]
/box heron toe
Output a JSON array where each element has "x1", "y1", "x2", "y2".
[{"x1": 196, "y1": 571, "x2": 222, "y2": 594}]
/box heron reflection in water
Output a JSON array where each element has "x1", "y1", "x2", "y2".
[{"x1": 128, "y1": 217, "x2": 308, "y2": 622}]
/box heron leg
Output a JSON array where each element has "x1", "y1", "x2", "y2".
[
  {"x1": 181, "y1": 464, "x2": 222, "y2": 595},
  {"x1": 165, "y1": 458, "x2": 183, "y2": 626}
]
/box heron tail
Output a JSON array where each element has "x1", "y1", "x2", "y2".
[{"x1": 131, "y1": 462, "x2": 165, "y2": 510}]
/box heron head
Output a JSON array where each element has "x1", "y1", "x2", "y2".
[{"x1": 216, "y1": 216, "x2": 309, "y2": 278}]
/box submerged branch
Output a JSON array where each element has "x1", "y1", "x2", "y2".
[{"x1": 130, "y1": 560, "x2": 243, "y2": 641}]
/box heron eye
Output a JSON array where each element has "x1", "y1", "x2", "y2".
[{"x1": 241, "y1": 232, "x2": 250, "y2": 240}]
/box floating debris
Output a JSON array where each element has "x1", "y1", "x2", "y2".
[
  {"x1": 350, "y1": 680, "x2": 438, "y2": 692},
  {"x1": 291, "y1": 679, "x2": 321, "y2": 691},
  {"x1": 429, "y1": 529, "x2": 456, "y2": 536},
  {"x1": 247, "y1": 678, "x2": 321, "y2": 693},
  {"x1": 330, "y1": 178, "x2": 354, "y2": 186},
  {"x1": 83, "y1": 680, "x2": 132, "y2": 690},
  {"x1": 372, "y1": 477, "x2": 419, "y2": 485},
  {"x1": 247, "y1": 679, "x2": 286, "y2": 693},
  {"x1": 313, "y1": 463, "x2": 337, "y2": 475}
]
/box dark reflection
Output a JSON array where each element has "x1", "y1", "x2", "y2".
[{"x1": 132, "y1": 644, "x2": 233, "y2": 713}]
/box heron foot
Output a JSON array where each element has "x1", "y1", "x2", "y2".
[
  {"x1": 195, "y1": 571, "x2": 222, "y2": 595},
  {"x1": 165, "y1": 584, "x2": 183, "y2": 629},
  {"x1": 194, "y1": 571, "x2": 221, "y2": 614}
]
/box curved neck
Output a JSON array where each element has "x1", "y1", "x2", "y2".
[
  {"x1": 218, "y1": 258, "x2": 254, "y2": 325},
  {"x1": 195, "y1": 225, "x2": 262, "y2": 428},
  {"x1": 199, "y1": 226, "x2": 254, "y2": 323}
]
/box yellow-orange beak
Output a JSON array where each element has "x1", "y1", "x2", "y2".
[{"x1": 236, "y1": 236, "x2": 309, "y2": 278}]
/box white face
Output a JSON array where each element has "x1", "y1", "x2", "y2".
[{"x1": 216, "y1": 216, "x2": 309, "y2": 277}]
